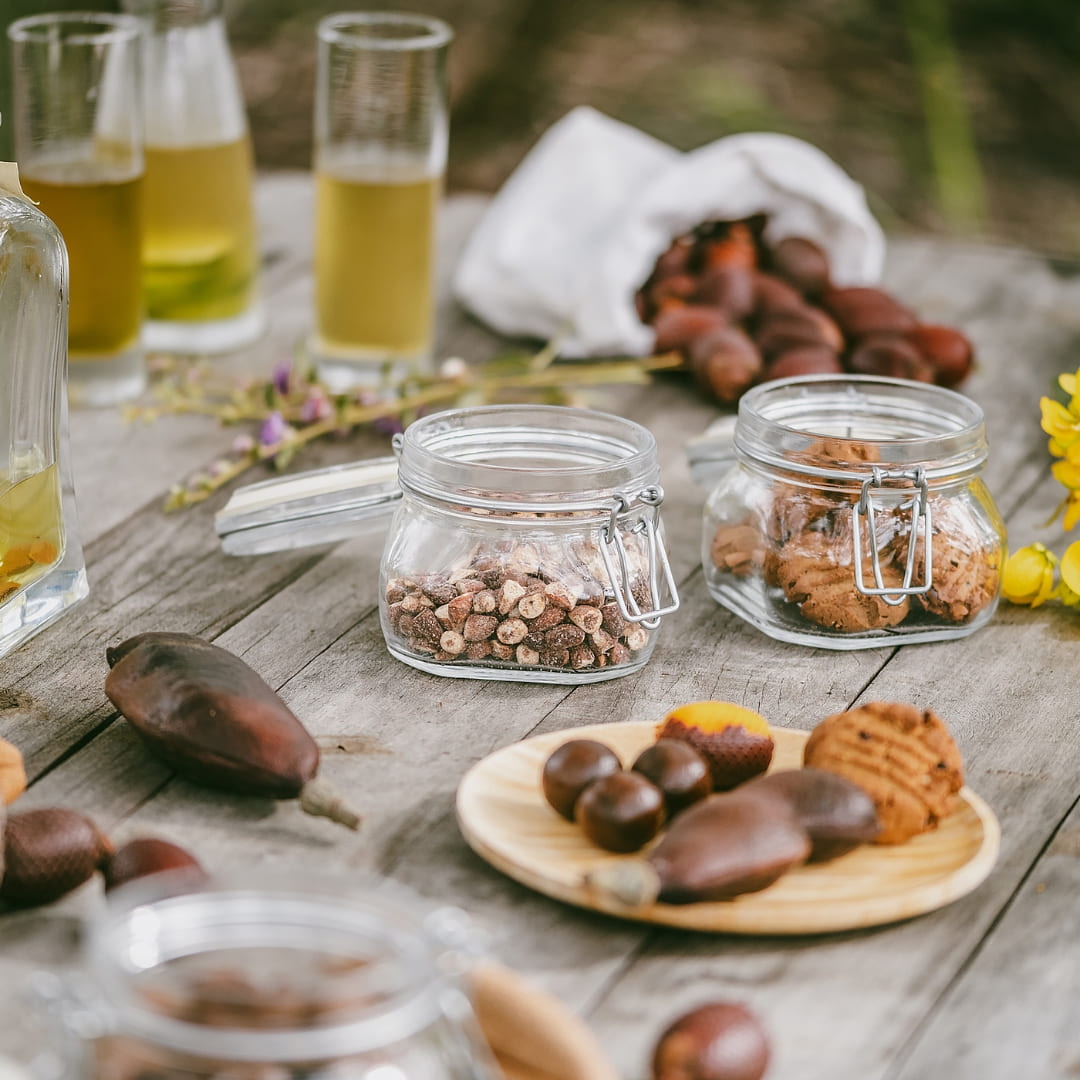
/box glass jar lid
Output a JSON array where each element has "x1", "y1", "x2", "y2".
[
  {"x1": 396, "y1": 404, "x2": 660, "y2": 513},
  {"x1": 734, "y1": 375, "x2": 988, "y2": 484}
]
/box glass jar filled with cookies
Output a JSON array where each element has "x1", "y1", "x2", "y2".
[{"x1": 700, "y1": 375, "x2": 1006, "y2": 648}]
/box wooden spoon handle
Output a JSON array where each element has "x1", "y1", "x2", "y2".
[{"x1": 468, "y1": 963, "x2": 620, "y2": 1080}]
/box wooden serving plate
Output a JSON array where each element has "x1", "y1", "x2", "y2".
[{"x1": 456, "y1": 722, "x2": 1000, "y2": 935}]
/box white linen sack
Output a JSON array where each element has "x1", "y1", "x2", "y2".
[{"x1": 453, "y1": 106, "x2": 886, "y2": 357}]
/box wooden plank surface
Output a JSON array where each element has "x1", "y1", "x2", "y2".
[{"x1": 1, "y1": 174, "x2": 1078, "y2": 1080}]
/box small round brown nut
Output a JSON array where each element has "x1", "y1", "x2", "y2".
[
  {"x1": 463, "y1": 614, "x2": 499, "y2": 642},
  {"x1": 542, "y1": 739, "x2": 622, "y2": 820},
  {"x1": 769, "y1": 235, "x2": 831, "y2": 297},
  {"x1": 652, "y1": 1001, "x2": 770, "y2": 1080},
  {"x1": 567, "y1": 606, "x2": 603, "y2": 634},
  {"x1": 515, "y1": 644, "x2": 540, "y2": 665},
  {"x1": 439, "y1": 630, "x2": 466, "y2": 656},
  {"x1": 848, "y1": 333, "x2": 935, "y2": 382},
  {"x1": 632, "y1": 739, "x2": 712, "y2": 816},
  {"x1": 517, "y1": 592, "x2": 547, "y2": 620},
  {"x1": 688, "y1": 326, "x2": 763, "y2": 403},
  {"x1": 820, "y1": 286, "x2": 918, "y2": 338},
  {"x1": 496, "y1": 618, "x2": 528, "y2": 645},
  {"x1": 694, "y1": 265, "x2": 755, "y2": 321},
  {"x1": 575, "y1": 772, "x2": 665, "y2": 853},
  {"x1": 652, "y1": 304, "x2": 728, "y2": 354},
  {"x1": 103, "y1": 837, "x2": 207, "y2": 893},
  {"x1": 762, "y1": 344, "x2": 843, "y2": 381}
]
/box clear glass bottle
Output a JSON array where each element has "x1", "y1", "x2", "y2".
[
  {"x1": 122, "y1": 0, "x2": 264, "y2": 354},
  {"x1": 0, "y1": 164, "x2": 88, "y2": 657},
  {"x1": 33, "y1": 878, "x2": 501, "y2": 1079},
  {"x1": 699, "y1": 375, "x2": 1006, "y2": 649}
]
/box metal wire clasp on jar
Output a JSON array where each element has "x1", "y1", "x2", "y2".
[
  {"x1": 381, "y1": 405, "x2": 679, "y2": 682},
  {"x1": 699, "y1": 375, "x2": 1006, "y2": 650}
]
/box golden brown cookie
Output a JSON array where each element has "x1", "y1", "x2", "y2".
[
  {"x1": 710, "y1": 521, "x2": 768, "y2": 577},
  {"x1": 802, "y1": 701, "x2": 964, "y2": 843},
  {"x1": 775, "y1": 531, "x2": 910, "y2": 632}
]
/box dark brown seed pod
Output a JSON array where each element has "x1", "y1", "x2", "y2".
[
  {"x1": 754, "y1": 308, "x2": 843, "y2": 358},
  {"x1": 105, "y1": 632, "x2": 360, "y2": 830},
  {"x1": 652, "y1": 304, "x2": 728, "y2": 354},
  {"x1": 632, "y1": 740, "x2": 712, "y2": 817},
  {"x1": 587, "y1": 793, "x2": 809, "y2": 906},
  {"x1": 751, "y1": 272, "x2": 805, "y2": 317},
  {"x1": 738, "y1": 768, "x2": 881, "y2": 861},
  {"x1": 820, "y1": 286, "x2": 917, "y2": 338},
  {"x1": 1, "y1": 808, "x2": 112, "y2": 907},
  {"x1": 688, "y1": 326, "x2": 763, "y2": 403},
  {"x1": 848, "y1": 333, "x2": 935, "y2": 382},
  {"x1": 103, "y1": 837, "x2": 208, "y2": 893},
  {"x1": 652, "y1": 1001, "x2": 771, "y2": 1080},
  {"x1": 769, "y1": 235, "x2": 831, "y2": 298},
  {"x1": 763, "y1": 345, "x2": 843, "y2": 381},
  {"x1": 542, "y1": 739, "x2": 622, "y2": 821},
  {"x1": 694, "y1": 265, "x2": 755, "y2": 321},
  {"x1": 575, "y1": 772, "x2": 666, "y2": 853},
  {"x1": 906, "y1": 324, "x2": 974, "y2": 387}
]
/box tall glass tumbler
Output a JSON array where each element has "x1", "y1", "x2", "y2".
[
  {"x1": 313, "y1": 12, "x2": 452, "y2": 388},
  {"x1": 8, "y1": 12, "x2": 146, "y2": 406}
]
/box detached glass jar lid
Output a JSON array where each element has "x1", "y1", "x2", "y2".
[{"x1": 700, "y1": 375, "x2": 1006, "y2": 650}]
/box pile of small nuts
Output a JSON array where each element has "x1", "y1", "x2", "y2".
[{"x1": 384, "y1": 549, "x2": 651, "y2": 673}]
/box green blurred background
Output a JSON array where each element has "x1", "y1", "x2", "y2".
[{"x1": 3, "y1": 0, "x2": 1078, "y2": 253}]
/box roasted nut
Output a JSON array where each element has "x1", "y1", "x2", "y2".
[
  {"x1": 652, "y1": 304, "x2": 728, "y2": 354},
  {"x1": 820, "y1": 286, "x2": 917, "y2": 338},
  {"x1": 446, "y1": 593, "x2": 474, "y2": 626},
  {"x1": 529, "y1": 606, "x2": 567, "y2": 632},
  {"x1": 463, "y1": 614, "x2": 499, "y2": 642},
  {"x1": 411, "y1": 609, "x2": 443, "y2": 647},
  {"x1": 575, "y1": 772, "x2": 666, "y2": 853},
  {"x1": 589, "y1": 627, "x2": 617, "y2": 653},
  {"x1": 517, "y1": 592, "x2": 547, "y2": 620},
  {"x1": 455, "y1": 578, "x2": 485, "y2": 595},
  {"x1": 688, "y1": 326, "x2": 763, "y2": 403},
  {"x1": 489, "y1": 642, "x2": 514, "y2": 661},
  {"x1": 544, "y1": 581, "x2": 576, "y2": 610},
  {"x1": 625, "y1": 626, "x2": 650, "y2": 651},
  {"x1": 567, "y1": 606, "x2": 603, "y2": 634},
  {"x1": 439, "y1": 631, "x2": 466, "y2": 656},
  {"x1": 539, "y1": 648, "x2": 570, "y2": 667},
  {"x1": 400, "y1": 593, "x2": 424, "y2": 614},
  {"x1": 848, "y1": 333, "x2": 935, "y2": 382},
  {"x1": 569, "y1": 645, "x2": 597, "y2": 669},
  {"x1": 467, "y1": 641, "x2": 495, "y2": 661},
  {"x1": 542, "y1": 739, "x2": 622, "y2": 820},
  {"x1": 763, "y1": 344, "x2": 843, "y2": 381},
  {"x1": 545, "y1": 624, "x2": 586, "y2": 650},
  {"x1": 471, "y1": 589, "x2": 497, "y2": 614},
  {"x1": 600, "y1": 603, "x2": 625, "y2": 637},
  {"x1": 385, "y1": 582, "x2": 407, "y2": 605},
  {"x1": 609, "y1": 642, "x2": 631, "y2": 666},
  {"x1": 496, "y1": 618, "x2": 529, "y2": 645},
  {"x1": 516, "y1": 644, "x2": 540, "y2": 665},
  {"x1": 421, "y1": 578, "x2": 456, "y2": 606},
  {"x1": 770, "y1": 235, "x2": 830, "y2": 297},
  {"x1": 498, "y1": 579, "x2": 526, "y2": 615}
]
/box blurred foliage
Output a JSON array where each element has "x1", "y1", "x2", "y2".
[{"x1": 2, "y1": 0, "x2": 1079, "y2": 253}]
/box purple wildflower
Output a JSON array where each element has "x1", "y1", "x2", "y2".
[
  {"x1": 300, "y1": 388, "x2": 333, "y2": 423},
  {"x1": 260, "y1": 410, "x2": 290, "y2": 447},
  {"x1": 272, "y1": 361, "x2": 292, "y2": 396}
]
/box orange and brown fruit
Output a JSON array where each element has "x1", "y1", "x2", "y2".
[{"x1": 657, "y1": 702, "x2": 774, "y2": 791}]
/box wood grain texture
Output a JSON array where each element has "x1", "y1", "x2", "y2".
[
  {"x1": 1, "y1": 178, "x2": 1079, "y2": 1079},
  {"x1": 457, "y1": 722, "x2": 999, "y2": 934}
]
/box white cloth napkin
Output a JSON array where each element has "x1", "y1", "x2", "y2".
[{"x1": 453, "y1": 106, "x2": 886, "y2": 357}]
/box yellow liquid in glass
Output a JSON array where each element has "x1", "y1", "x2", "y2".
[
  {"x1": 0, "y1": 463, "x2": 63, "y2": 602},
  {"x1": 315, "y1": 165, "x2": 439, "y2": 359},
  {"x1": 21, "y1": 167, "x2": 143, "y2": 359},
  {"x1": 142, "y1": 137, "x2": 259, "y2": 322}
]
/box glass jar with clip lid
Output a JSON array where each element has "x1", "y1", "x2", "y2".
[
  {"x1": 697, "y1": 375, "x2": 1006, "y2": 649},
  {"x1": 215, "y1": 404, "x2": 680, "y2": 682}
]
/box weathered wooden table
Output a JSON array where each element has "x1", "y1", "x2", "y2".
[{"x1": 2, "y1": 174, "x2": 1079, "y2": 1080}]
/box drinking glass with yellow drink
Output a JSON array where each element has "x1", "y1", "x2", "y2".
[
  {"x1": 314, "y1": 13, "x2": 452, "y2": 388},
  {"x1": 8, "y1": 12, "x2": 145, "y2": 406},
  {"x1": 123, "y1": 0, "x2": 264, "y2": 354}
]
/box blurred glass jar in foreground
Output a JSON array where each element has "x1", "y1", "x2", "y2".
[
  {"x1": 122, "y1": 0, "x2": 264, "y2": 354},
  {"x1": 8, "y1": 12, "x2": 145, "y2": 405},
  {"x1": 33, "y1": 877, "x2": 502, "y2": 1079},
  {"x1": 699, "y1": 375, "x2": 1006, "y2": 649},
  {"x1": 313, "y1": 12, "x2": 452, "y2": 388},
  {"x1": 0, "y1": 165, "x2": 88, "y2": 657}
]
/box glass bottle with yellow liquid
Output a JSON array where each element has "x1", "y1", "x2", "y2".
[
  {"x1": 123, "y1": 0, "x2": 264, "y2": 354},
  {"x1": 0, "y1": 163, "x2": 88, "y2": 657}
]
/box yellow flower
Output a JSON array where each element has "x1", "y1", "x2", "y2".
[
  {"x1": 1059, "y1": 368, "x2": 1080, "y2": 405},
  {"x1": 1041, "y1": 397, "x2": 1080, "y2": 456},
  {"x1": 1060, "y1": 541, "x2": 1080, "y2": 608},
  {"x1": 1001, "y1": 543, "x2": 1058, "y2": 607}
]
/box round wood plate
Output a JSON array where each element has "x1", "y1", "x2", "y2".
[{"x1": 456, "y1": 721, "x2": 1000, "y2": 935}]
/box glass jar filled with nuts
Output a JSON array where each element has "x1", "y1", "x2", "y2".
[
  {"x1": 700, "y1": 375, "x2": 1006, "y2": 649},
  {"x1": 383, "y1": 405, "x2": 678, "y2": 682},
  {"x1": 33, "y1": 877, "x2": 502, "y2": 1079}
]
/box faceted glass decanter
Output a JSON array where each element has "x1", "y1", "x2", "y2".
[{"x1": 0, "y1": 165, "x2": 88, "y2": 657}]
